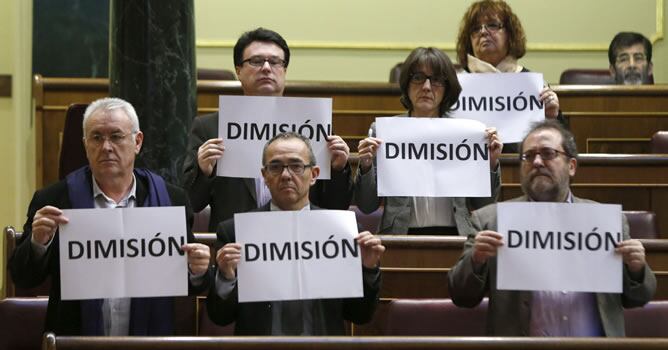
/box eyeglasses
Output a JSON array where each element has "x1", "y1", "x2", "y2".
[
  {"x1": 409, "y1": 72, "x2": 447, "y2": 87},
  {"x1": 241, "y1": 56, "x2": 287, "y2": 68},
  {"x1": 264, "y1": 162, "x2": 314, "y2": 176},
  {"x1": 84, "y1": 132, "x2": 136, "y2": 146},
  {"x1": 520, "y1": 147, "x2": 570, "y2": 162},
  {"x1": 471, "y1": 22, "x2": 504, "y2": 36},
  {"x1": 615, "y1": 53, "x2": 647, "y2": 65}
]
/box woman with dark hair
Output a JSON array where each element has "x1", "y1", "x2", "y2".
[
  {"x1": 354, "y1": 47, "x2": 502, "y2": 235},
  {"x1": 456, "y1": 0, "x2": 561, "y2": 122}
]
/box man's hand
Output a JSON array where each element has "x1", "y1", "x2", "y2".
[
  {"x1": 485, "y1": 127, "x2": 503, "y2": 168},
  {"x1": 31, "y1": 206, "x2": 68, "y2": 246},
  {"x1": 616, "y1": 239, "x2": 647, "y2": 275},
  {"x1": 471, "y1": 230, "x2": 504, "y2": 268},
  {"x1": 327, "y1": 135, "x2": 350, "y2": 171},
  {"x1": 357, "y1": 231, "x2": 385, "y2": 269},
  {"x1": 357, "y1": 137, "x2": 383, "y2": 174},
  {"x1": 197, "y1": 138, "x2": 225, "y2": 177},
  {"x1": 216, "y1": 243, "x2": 242, "y2": 280},
  {"x1": 182, "y1": 243, "x2": 211, "y2": 276}
]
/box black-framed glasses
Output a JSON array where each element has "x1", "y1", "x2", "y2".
[
  {"x1": 84, "y1": 132, "x2": 136, "y2": 146},
  {"x1": 471, "y1": 22, "x2": 504, "y2": 36},
  {"x1": 409, "y1": 72, "x2": 447, "y2": 87},
  {"x1": 241, "y1": 56, "x2": 287, "y2": 68},
  {"x1": 520, "y1": 147, "x2": 570, "y2": 162},
  {"x1": 264, "y1": 162, "x2": 314, "y2": 176}
]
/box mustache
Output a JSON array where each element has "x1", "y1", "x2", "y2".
[{"x1": 529, "y1": 168, "x2": 552, "y2": 179}]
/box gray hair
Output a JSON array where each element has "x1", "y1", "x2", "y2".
[
  {"x1": 82, "y1": 97, "x2": 140, "y2": 135},
  {"x1": 262, "y1": 132, "x2": 317, "y2": 166}
]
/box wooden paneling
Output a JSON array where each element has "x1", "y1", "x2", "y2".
[{"x1": 33, "y1": 76, "x2": 668, "y2": 188}]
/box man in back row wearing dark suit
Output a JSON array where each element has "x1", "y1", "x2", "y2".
[
  {"x1": 206, "y1": 132, "x2": 384, "y2": 335},
  {"x1": 9, "y1": 97, "x2": 211, "y2": 335},
  {"x1": 183, "y1": 27, "x2": 353, "y2": 232}
]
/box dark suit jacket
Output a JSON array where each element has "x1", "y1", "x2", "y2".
[
  {"x1": 183, "y1": 112, "x2": 354, "y2": 231},
  {"x1": 448, "y1": 195, "x2": 657, "y2": 336},
  {"x1": 206, "y1": 203, "x2": 381, "y2": 335},
  {"x1": 8, "y1": 172, "x2": 207, "y2": 335}
]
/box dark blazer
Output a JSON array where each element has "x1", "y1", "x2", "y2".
[
  {"x1": 206, "y1": 203, "x2": 381, "y2": 335},
  {"x1": 183, "y1": 112, "x2": 354, "y2": 231},
  {"x1": 8, "y1": 172, "x2": 206, "y2": 335},
  {"x1": 448, "y1": 195, "x2": 656, "y2": 336}
]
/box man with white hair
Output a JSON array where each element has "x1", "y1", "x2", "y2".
[{"x1": 9, "y1": 97, "x2": 211, "y2": 335}]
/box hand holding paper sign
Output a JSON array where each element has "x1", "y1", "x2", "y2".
[
  {"x1": 471, "y1": 230, "x2": 504, "y2": 268},
  {"x1": 485, "y1": 127, "x2": 503, "y2": 168},
  {"x1": 540, "y1": 86, "x2": 560, "y2": 119},
  {"x1": 357, "y1": 137, "x2": 382, "y2": 173},
  {"x1": 182, "y1": 243, "x2": 211, "y2": 276},
  {"x1": 616, "y1": 239, "x2": 647, "y2": 276},
  {"x1": 216, "y1": 243, "x2": 242, "y2": 280},
  {"x1": 327, "y1": 135, "x2": 350, "y2": 171},
  {"x1": 197, "y1": 138, "x2": 225, "y2": 177},
  {"x1": 32, "y1": 205, "x2": 69, "y2": 245},
  {"x1": 357, "y1": 231, "x2": 385, "y2": 268}
]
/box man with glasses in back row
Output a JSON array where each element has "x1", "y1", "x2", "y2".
[
  {"x1": 609, "y1": 32, "x2": 653, "y2": 85},
  {"x1": 183, "y1": 28, "x2": 353, "y2": 232},
  {"x1": 448, "y1": 120, "x2": 656, "y2": 336}
]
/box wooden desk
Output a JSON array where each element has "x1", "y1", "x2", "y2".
[
  {"x1": 41, "y1": 334, "x2": 668, "y2": 350},
  {"x1": 33, "y1": 76, "x2": 668, "y2": 187}
]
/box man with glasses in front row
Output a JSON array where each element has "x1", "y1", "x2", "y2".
[
  {"x1": 448, "y1": 120, "x2": 655, "y2": 336},
  {"x1": 608, "y1": 32, "x2": 653, "y2": 85},
  {"x1": 207, "y1": 132, "x2": 384, "y2": 335},
  {"x1": 9, "y1": 97, "x2": 211, "y2": 335},
  {"x1": 183, "y1": 27, "x2": 353, "y2": 233}
]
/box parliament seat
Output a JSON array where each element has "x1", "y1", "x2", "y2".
[
  {"x1": 651, "y1": 131, "x2": 668, "y2": 153},
  {"x1": 559, "y1": 69, "x2": 614, "y2": 85},
  {"x1": 3, "y1": 226, "x2": 51, "y2": 297},
  {"x1": 197, "y1": 68, "x2": 236, "y2": 80},
  {"x1": 0, "y1": 297, "x2": 48, "y2": 350},
  {"x1": 623, "y1": 210, "x2": 659, "y2": 239},
  {"x1": 384, "y1": 298, "x2": 487, "y2": 336},
  {"x1": 58, "y1": 103, "x2": 88, "y2": 180},
  {"x1": 193, "y1": 206, "x2": 211, "y2": 233},
  {"x1": 350, "y1": 205, "x2": 383, "y2": 233},
  {"x1": 624, "y1": 301, "x2": 668, "y2": 337},
  {"x1": 196, "y1": 297, "x2": 235, "y2": 335}
]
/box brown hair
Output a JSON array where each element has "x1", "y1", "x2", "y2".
[
  {"x1": 399, "y1": 47, "x2": 462, "y2": 116},
  {"x1": 456, "y1": 0, "x2": 527, "y2": 68}
]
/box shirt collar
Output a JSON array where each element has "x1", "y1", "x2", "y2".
[
  {"x1": 92, "y1": 173, "x2": 137, "y2": 207},
  {"x1": 270, "y1": 202, "x2": 310, "y2": 212}
]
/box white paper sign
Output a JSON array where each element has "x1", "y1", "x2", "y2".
[
  {"x1": 217, "y1": 95, "x2": 332, "y2": 179},
  {"x1": 235, "y1": 210, "x2": 362, "y2": 302},
  {"x1": 451, "y1": 73, "x2": 544, "y2": 143},
  {"x1": 497, "y1": 202, "x2": 623, "y2": 293},
  {"x1": 58, "y1": 207, "x2": 188, "y2": 300},
  {"x1": 376, "y1": 117, "x2": 491, "y2": 197}
]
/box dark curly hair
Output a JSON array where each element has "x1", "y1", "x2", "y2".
[
  {"x1": 456, "y1": 0, "x2": 527, "y2": 68},
  {"x1": 399, "y1": 47, "x2": 462, "y2": 116}
]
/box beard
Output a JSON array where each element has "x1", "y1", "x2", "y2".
[
  {"x1": 521, "y1": 169, "x2": 564, "y2": 202},
  {"x1": 615, "y1": 67, "x2": 649, "y2": 85}
]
